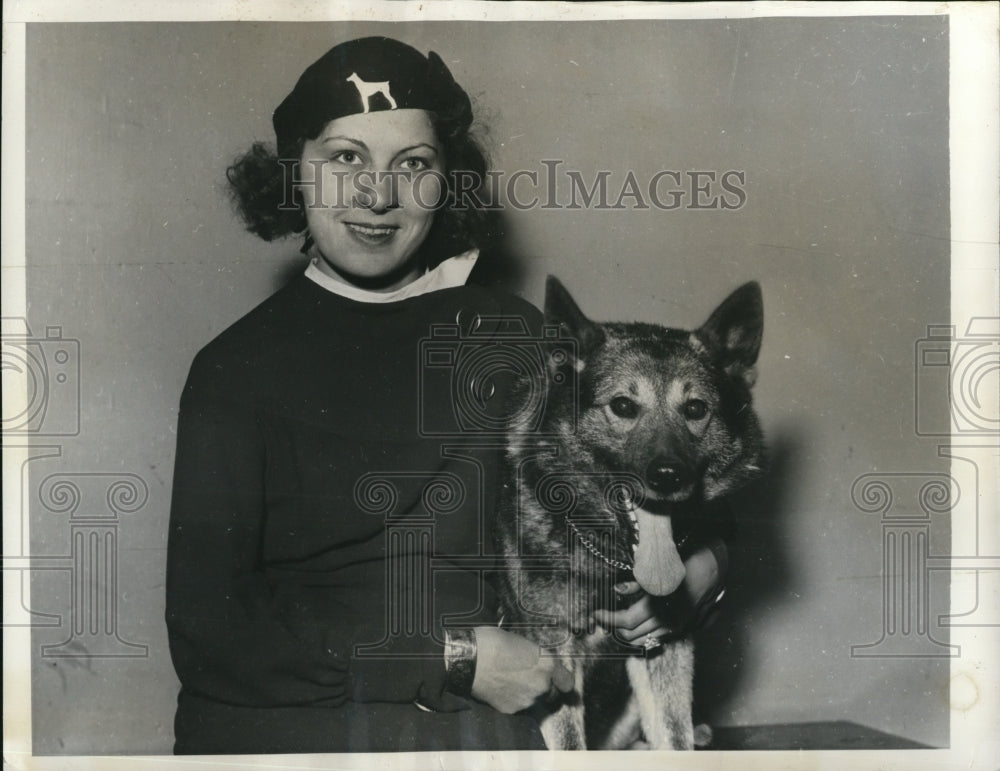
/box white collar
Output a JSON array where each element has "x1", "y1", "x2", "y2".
[{"x1": 304, "y1": 249, "x2": 479, "y2": 303}]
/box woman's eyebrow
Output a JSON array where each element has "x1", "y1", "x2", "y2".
[
  {"x1": 320, "y1": 139, "x2": 438, "y2": 158},
  {"x1": 321, "y1": 135, "x2": 368, "y2": 150},
  {"x1": 394, "y1": 143, "x2": 439, "y2": 156}
]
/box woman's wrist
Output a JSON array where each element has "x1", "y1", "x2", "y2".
[
  {"x1": 706, "y1": 538, "x2": 728, "y2": 587},
  {"x1": 690, "y1": 539, "x2": 728, "y2": 631},
  {"x1": 443, "y1": 628, "x2": 477, "y2": 696}
]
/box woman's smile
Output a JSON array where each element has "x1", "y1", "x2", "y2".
[{"x1": 343, "y1": 221, "x2": 401, "y2": 246}]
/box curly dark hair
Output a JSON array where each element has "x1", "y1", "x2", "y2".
[{"x1": 226, "y1": 106, "x2": 496, "y2": 268}]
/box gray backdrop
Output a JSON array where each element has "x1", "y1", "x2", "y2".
[{"x1": 23, "y1": 17, "x2": 950, "y2": 753}]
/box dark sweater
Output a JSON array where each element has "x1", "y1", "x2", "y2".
[{"x1": 166, "y1": 274, "x2": 546, "y2": 753}]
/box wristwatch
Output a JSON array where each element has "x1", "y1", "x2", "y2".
[{"x1": 443, "y1": 628, "x2": 477, "y2": 696}]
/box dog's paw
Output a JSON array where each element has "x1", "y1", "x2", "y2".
[{"x1": 693, "y1": 722, "x2": 713, "y2": 748}]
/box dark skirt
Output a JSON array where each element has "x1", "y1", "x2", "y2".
[{"x1": 173, "y1": 689, "x2": 546, "y2": 754}]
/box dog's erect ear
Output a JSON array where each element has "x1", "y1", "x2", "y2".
[
  {"x1": 545, "y1": 275, "x2": 605, "y2": 357},
  {"x1": 696, "y1": 281, "x2": 763, "y2": 385}
]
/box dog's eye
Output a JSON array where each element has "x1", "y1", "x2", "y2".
[
  {"x1": 683, "y1": 399, "x2": 709, "y2": 421},
  {"x1": 609, "y1": 396, "x2": 640, "y2": 419}
]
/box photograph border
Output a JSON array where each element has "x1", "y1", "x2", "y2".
[{"x1": 3, "y1": 2, "x2": 997, "y2": 769}]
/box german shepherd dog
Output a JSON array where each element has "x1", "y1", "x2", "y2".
[{"x1": 495, "y1": 277, "x2": 764, "y2": 750}]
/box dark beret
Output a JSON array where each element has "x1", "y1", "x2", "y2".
[{"x1": 272, "y1": 36, "x2": 472, "y2": 151}]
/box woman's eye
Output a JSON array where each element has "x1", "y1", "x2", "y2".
[
  {"x1": 683, "y1": 399, "x2": 709, "y2": 421},
  {"x1": 609, "y1": 396, "x2": 640, "y2": 419},
  {"x1": 331, "y1": 150, "x2": 363, "y2": 165},
  {"x1": 400, "y1": 157, "x2": 429, "y2": 171}
]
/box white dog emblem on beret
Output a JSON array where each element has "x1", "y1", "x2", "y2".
[{"x1": 346, "y1": 72, "x2": 398, "y2": 113}]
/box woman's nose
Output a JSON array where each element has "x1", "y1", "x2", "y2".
[{"x1": 357, "y1": 171, "x2": 399, "y2": 213}]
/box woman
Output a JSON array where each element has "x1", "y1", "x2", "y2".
[{"x1": 165, "y1": 35, "x2": 727, "y2": 754}]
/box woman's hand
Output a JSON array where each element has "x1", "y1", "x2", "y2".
[
  {"x1": 592, "y1": 541, "x2": 726, "y2": 646},
  {"x1": 470, "y1": 626, "x2": 575, "y2": 714}
]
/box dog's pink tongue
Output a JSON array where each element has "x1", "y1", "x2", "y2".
[{"x1": 632, "y1": 507, "x2": 686, "y2": 597}]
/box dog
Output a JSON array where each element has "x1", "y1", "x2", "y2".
[{"x1": 494, "y1": 276, "x2": 764, "y2": 750}]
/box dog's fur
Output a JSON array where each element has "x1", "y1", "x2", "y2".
[{"x1": 495, "y1": 277, "x2": 765, "y2": 750}]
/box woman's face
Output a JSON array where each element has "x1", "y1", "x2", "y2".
[{"x1": 298, "y1": 109, "x2": 445, "y2": 291}]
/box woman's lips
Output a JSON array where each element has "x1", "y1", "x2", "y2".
[{"x1": 344, "y1": 221, "x2": 398, "y2": 245}]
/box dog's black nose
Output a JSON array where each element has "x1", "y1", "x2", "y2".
[{"x1": 646, "y1": 459, "x2": 690, "y2": 494}]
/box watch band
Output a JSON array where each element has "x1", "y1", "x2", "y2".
[{"x1": 443, "y1": 628, "x2": 477, "y2": 696}]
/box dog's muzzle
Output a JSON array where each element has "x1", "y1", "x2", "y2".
[{"x1": 645, "y1": 457, "x2": 693, "y2": 496}]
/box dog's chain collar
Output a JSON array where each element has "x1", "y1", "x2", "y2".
[
  {"x1": 565, "y1": 508, "x2": 693, "y2": 573},
  {"x1": 565, "y1": 515, "x2": 634, "y2": 571}
]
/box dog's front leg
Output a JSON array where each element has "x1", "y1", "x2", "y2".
[
  {"x1": 625, "y1": 640, "x2": 695, "y2": 750},
  {"x1": 537, "y1": 649, "x2": 587, "y2": 750}
]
